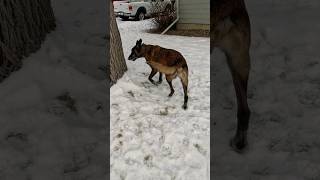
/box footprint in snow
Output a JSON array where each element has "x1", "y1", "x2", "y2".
[
  {"x1": 194, "y1": 144, "x2": 207, "y2": 156},
  {"x1": 143, "y1": 155, "x2": 153, "y2": 168}
]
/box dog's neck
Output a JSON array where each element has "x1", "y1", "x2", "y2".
[
  {"x1": 140, "y1": 44, "x2": 149, "y2": 54},
  {"x1": 140, "y1": 44, "x2": 154, "y2": 60}
]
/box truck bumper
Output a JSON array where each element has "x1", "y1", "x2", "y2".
[{"x1": 114, "y1": 12, "x2": 132, "y2": 17}]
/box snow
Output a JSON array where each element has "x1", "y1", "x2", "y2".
[
  {"x1": 110, "y1": 19, "x2": 210, "y2": 179},
  {"x1": 1, "y1": 0, "x2": 317, "y2": 179},
  {"x1": 0, "y1": 0, "x2": 107, "y2": 179},
  {"x1": 212, "y1": 0, "x2": 320, "y2": 179}
]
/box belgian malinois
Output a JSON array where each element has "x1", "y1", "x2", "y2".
[
  {"x1": 128, "y1": 39, "x2": 189, "y2": 109},
  {"x1": 212, "y1": 0, "x2": 251, "y2": 151}
]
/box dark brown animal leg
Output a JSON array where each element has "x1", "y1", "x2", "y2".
[
  {"x1": 166, "y1": 75, "x2": 175, "y2": 97},
  {"x1": 158, "y1": 73, "x2": 163, "y2": 83},
  {"x1": 215, "y1": 11, "x2": 251, "y2": 151},
  {"x1": 224, "y1": 49, "x2": 250, "y2": 151},
  {"x1": 212, "y1": 0, "x2": 251, "y2": 152},
  {"x1": 181, "y1": 83, "x2": 188, "y2": 110},
  {"x1": 231, "y1": 72, "x2": 250, "y2": 151},
  {"x1": 148, "y1": 68, "x2": 158, "y2": 85},
  {"x1": 178, "y1": 68, "x2": 189, "y2": 110}
]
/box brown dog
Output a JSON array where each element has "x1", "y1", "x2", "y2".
[
  {"x1": 212, "y1": 0, "x2": 251, "y2": 151},
  {"x1": 128, "y1": 39, "x2": 189, "y2": 109}
]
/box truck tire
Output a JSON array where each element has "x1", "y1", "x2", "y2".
[
  {"x1": 120, "y1": 16, "x2": 129, "y2": 21},
  {"x1": 135, "y1": 8, "x2": 146, "y2": 21}
]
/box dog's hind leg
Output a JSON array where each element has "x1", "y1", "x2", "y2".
[
  {"x1": 166, "y1": 74, "x2": 175, "y2": 97},
  {"x1": 178, "y1": 67, "x2": 189, "y2": 110},
  {"x1": 221, "y1": 30, "x2": 251, "y2": 151},
  {"x1": 148, "y1": 68, "x2": 158, "y2": 85}
]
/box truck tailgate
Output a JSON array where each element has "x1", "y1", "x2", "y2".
[{"x1": 113, "y1": 1, "x2": 130, "y2": 13}]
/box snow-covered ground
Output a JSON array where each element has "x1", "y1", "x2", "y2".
[
  {"x1": 0, "y1": 0, "x2": 107, "y2": 179},
  {"x1": 110, "y1": 20, "x2": 210, "y2": 179},
  {"x1": 213, "y1": 0, "x2": 320, "y2": 179}
]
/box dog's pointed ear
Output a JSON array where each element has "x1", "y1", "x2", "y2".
[{"x1": 136, "y1": 39, "x2": 142, "y2": 46}]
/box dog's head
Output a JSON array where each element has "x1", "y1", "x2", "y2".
[{"x1": 128, "y1": 39, "x2": 143, "y2": 61}]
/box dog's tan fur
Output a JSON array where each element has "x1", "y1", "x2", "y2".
[{"x1": 129, "y1": 41, "x2": 189, "y2": 109}]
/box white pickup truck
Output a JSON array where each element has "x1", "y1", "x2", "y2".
[{"x1": 113, "y1": 0, "x2": 172, "y2": 21}]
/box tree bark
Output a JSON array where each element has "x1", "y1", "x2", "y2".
[
  {"x1": 110, "y1": 1, "x2": 127, "y2": 86},
  {"x1": 0, "y1": 0, "x2": 55, "y2": 82}
]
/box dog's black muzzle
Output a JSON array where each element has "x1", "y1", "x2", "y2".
[{"x1": 128, "y1": 54, "x2": 137, "y2": 61}]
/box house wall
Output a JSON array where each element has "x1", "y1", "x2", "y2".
[{"x1": 177, "y1": 0, "x2": 210, "y2": 30}]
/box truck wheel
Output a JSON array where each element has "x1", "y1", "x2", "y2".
[
  {"x1": 121, "y1": 16, "x2": 129, "y2": 21},
  {"x1": 135, "y1": 10, "x2": 145, "y2": 21}
]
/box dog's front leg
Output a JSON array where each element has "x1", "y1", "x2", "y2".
[
  {"x1": 158, "y1": 73, "x2": 163, "y2": 84},
  {"x1": 148, "y1": 68, "x2": 158, "y2": 85}
]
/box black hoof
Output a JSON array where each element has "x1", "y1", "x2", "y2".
[
  {"x1": 168, "y1": 92, "x2": 174, "y2": 97},
  {"x1": 158, "y1": 80, "x2": 162, "y2": 84},
  {"x1": 230, "y1": 133, "x2": 248, "y2": 153}
]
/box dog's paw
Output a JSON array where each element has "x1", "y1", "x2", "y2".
[
  {"x1": 230, "y1": 134, "x2": 248, "y2": 153},
  {"x1": 168, "y1": 91, "x2": 174, "y2": 97},
  {"x1": 149, "y1": 80, "x2": 158, "y2": 86},
  {"x1": 182, "y1": 104, "x2": 188, "y2": 110},
  {"x1": 152, "y1": 82, "x2": 159, "y2": 86}
]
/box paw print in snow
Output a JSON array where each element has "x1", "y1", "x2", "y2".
[
  {"x1": 143, "y1": 155, "x2": 153, "y2": 168},
  {"x1": 161, "y1": 145, "x2": 171, "y2": 157},
  {"x1": 159, "y1": 135, "x2": 165, "y2": 145},
  {"x1": 194, "y1": 144, "x2": 207, "y2": 156},
  {"x1": 182, "y1": 138, "x2": 189, "y2": 147}
]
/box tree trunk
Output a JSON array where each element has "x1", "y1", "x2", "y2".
[
  {"x1": 0, "y1": 0, "x2": 56, "y2": 82},
  {"x1": 110, "y1": 1, "x2": 127, "y2": 86}
]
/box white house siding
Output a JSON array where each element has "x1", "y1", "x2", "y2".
[{"x1": 177, "y1": 0, "x2": 210, "y2": 30}]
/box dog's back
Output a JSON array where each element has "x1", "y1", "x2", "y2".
[{"x1": 143, "y1": 45, "x2": 188, "y2": 71}]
